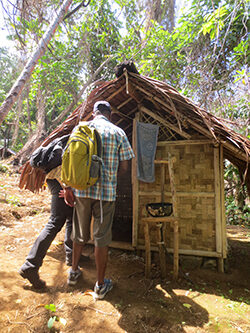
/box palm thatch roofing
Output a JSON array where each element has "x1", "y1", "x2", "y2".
[{"x1": 19, "y1": 66, "x2": 250, "y2": 194}]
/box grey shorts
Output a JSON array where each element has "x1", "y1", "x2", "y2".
[{"x1": 72, "y1": 197, "x2": 115, "y2": 247}]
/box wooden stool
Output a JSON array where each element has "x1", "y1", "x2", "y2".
[
  {"x1": 142, "y1": 217, "x2": 179, "y2": 279},
  {"x1": 142, "y1": 154, "x2": 179, "y2": 279}
]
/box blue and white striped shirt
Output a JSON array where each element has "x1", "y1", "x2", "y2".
[{"x1": 74, "y1": 115, "x2": 134, "y2": 201}]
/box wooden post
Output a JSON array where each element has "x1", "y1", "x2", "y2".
[
  {"x1": 214, "y1": 146, "x2": 224, "y2": 272},
  {"x1": 173, "y1": 220, "x2": 179, "y2": 279},
  {"x1": 157, "y1": 223, "x2": 167, "y2": 278},
  {"x1": 158, "y1": 163, "x2": 168, "y2": 278},
  {"x1": 132, "y1": 113, "x2": 140, "y2": 247},
  {"x1": 168, "y1": 153, "x2": 179, "y2": 279},
  {"x1": 160, "y1": 163, "x2": 165, "y2": 202},
  {"x1": 220, "y1": 145, "x2": 227, "y2": 259},
  {"x1": 168, "y1": 154, "x2": 177, "y2": 216},
  {"x1": 144, "y1": 222, "x2": 151, "y2": 278}
]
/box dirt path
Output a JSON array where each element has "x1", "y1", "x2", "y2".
[{"x1": 0, "y1": 172, "x2": 249, "y2": 333}]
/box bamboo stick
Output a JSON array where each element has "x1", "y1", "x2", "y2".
[
  {"x1": 155, "y1": 159, "x2": 169, "y2": 164},
  {"x1": 141, "y1": 217, "x2": 178, "y2": 223},
  {"x1": 223, "y1": 141, "x2": 248, "y2": 162},
  {"x1": 136, "y1": 245, "x2": 221, "y2": 257},
  {"x1": 185, "y1": 117, "x2": 214, "y2": 140},
  {"x1": 132, "y1": 113, "x2": 140, "y2": 247},
  {"x1": 112, "y1": 106, "x2": 133, "y2": 121},
  {"x1": 144, "y1": 222, "x2": 151, "y2": 278},
  {"x1": 139, "y1": 191, "x2": 215, "y2": 197},
  {"x1": 157, "y1": 223, "x2": 167, "y2": 278},
  {"x1": 161, "y1": 164, "x2": 165, "y2": 203},
  {"x1": 117, "y1": 97, "x2": 133, "y2": 109},
  {"x1": 157, "y1": 140, "x2": 213, "y2": 146},
  {"x1": 214, "y1": 146, "x2": 223, "y2": 272},
  {"x1": 168, "y1": 154, "x2": 178, "y2": 217},
  {"x1": 115, "y1": 107, "x2": 137, "y2": 127},
  {"x1": 168, "y1": 154, "x2": 179, "y2": 279},
  {"x1": 106, "y1": 85, "x2": 126, "y2": 101},
  {"x1": 173, "y1": 220, "x2": 179, "y2": 280},
  {"x1": 220, "y1": 145, "x2": 227, "y2": 259}
]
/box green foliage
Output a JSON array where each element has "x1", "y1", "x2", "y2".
[
  {"x1": 224, "y1": 163, "x2": 249, "y2": 227},
  {"x1": 0, "y1": 48, "x2": 19, "y2": 103},
  {"x1": 77, "y1": 0, "x2": 122, "y2": 78},
  {"x1": 0, "y1": 48, "x2": 21, "y2": 149},
  {"x1": 0, "y1": 164, "x2": 9, "y2": 173},
  {"x1": 225, "y1": 195, "x2": 249, "y2": 226},
  {"x1": 44, "y1": 304, "x2": 56, "y2": 312},
  {"x1": 201, "y1": 6, "x2": 229, "y2": 40},
  {"x1": 44, "y1": 303, "x2": 66, "y2": 330},
  {"x1": 44, "y1": 304, "x2": 57, "y2": 330},
  {"x1": 6, "y1": 195, "x2": 22, "y2": 207}
]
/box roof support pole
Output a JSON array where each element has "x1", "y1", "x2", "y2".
[{"x1": 132, "y1": 112, "x2": 140, "y2": 247}]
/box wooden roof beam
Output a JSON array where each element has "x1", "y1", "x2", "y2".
[
  {"x1": 112, "y1": 106, "x2": 133, "y2": 121},
  {"x1": 105, "y1": 85, "x2": 126, "y2": 102},
  {"x1": 136, "y1": 85, "x2": 174, "y2": 114},
  {"x1": 139, "y1": 105, "x2": 191, "y2": 139},
  {"x1": 115, "y1": 107, "x2": 138, "y2": 127},
  {"x1": 117, "y1": 97, "x2": 133, "y2": 110},
  {"x1": 222, "y1": 141, "x2": 248, "y2": 162},
  {"x1": 141, "y1": 112, "x2": 177, "y2": 140}
]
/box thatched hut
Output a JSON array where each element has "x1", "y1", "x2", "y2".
[{"x1": 19, "y1": 64, "x2": 250, "y2": 273}]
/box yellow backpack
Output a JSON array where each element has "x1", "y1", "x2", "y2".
[{"x1": 61, "y1": 122, "x2": 102, "y2": 190}]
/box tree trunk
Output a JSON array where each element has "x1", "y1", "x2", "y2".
[
  {"x1": 26, "y1": 83, "x2": 32, "y2": 134},
  {"x1": 11, "y1": 94, "x2": 23, "y2": 148},
  {"x1": 145, "y1": 0, "x2": 176, "y2": 32},
  {"x1": 15, "y1": 86, "x2": 47, "y2": 164},
  {"x1": 0, "y1": 0, "x2": 73, "y2": 126}
]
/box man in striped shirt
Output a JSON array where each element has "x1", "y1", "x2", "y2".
[{"x1": 64, "y1": 101, "x2": 134, "y2": 299}]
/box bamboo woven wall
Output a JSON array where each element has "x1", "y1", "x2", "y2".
[{"x1": 137, "y1": 142, "x2": 217, "y2": 252}]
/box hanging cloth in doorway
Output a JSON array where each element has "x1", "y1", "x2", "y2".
[{"x1": 136, "y1": 121, "x2": 159, "y2": 183}]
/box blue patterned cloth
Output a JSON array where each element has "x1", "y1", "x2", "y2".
[
  {"x1": 74, "y1": 115, "x2": 134, "y2": 201},
  {"x1": 136, "y1": 121, "x2": 159, "y2": 183}
]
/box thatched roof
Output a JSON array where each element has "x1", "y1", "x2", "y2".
[{"x1": 19, "y1": 67, "x2": 250, "y2": 194}]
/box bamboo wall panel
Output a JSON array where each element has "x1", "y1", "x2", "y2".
[{"x1": 138, "y1": 143, "x2": 216, "y2": 253}]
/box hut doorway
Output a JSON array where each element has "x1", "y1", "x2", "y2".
[{"x1": 112, "y1": 160, "x2": 133, "y2": 245}]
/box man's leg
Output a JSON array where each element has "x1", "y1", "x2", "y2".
[
  {"x1": 64, "y1": 218, "x2": 73, "y2": 265},
  {"x1": 92, "y1": 201, "x2": 115, "y2": 298},
  {"x1": 95, "y1": 246, "x2": 108, "y2": 285},
  {"x1": 19, "y1": 180, "x2": 69, "y2": 287},
  {"x1": 65, "y1": 219, "x2": 90, "y2": 267},
  {"x1": 67, "y1": 197, "x2": 91, "y2": 285},
  {"x1": 72, "y1": 242, "x2": 84, "y2": 271},
  {"x1": 67, "y1": 241, "x2": 84, "y2": 286}
]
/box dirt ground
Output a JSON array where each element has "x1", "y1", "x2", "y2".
[{"x1": 0, "y1": 171, "x2": 249, "y2": 333}]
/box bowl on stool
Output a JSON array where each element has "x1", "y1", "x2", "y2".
[{"x1": 146, "y1": 202, "x2": 173, "y2": 217}]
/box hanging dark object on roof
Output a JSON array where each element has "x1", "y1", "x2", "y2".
[{"x1": 115, "y1": 60, "x2": 140, "y2": 78}]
